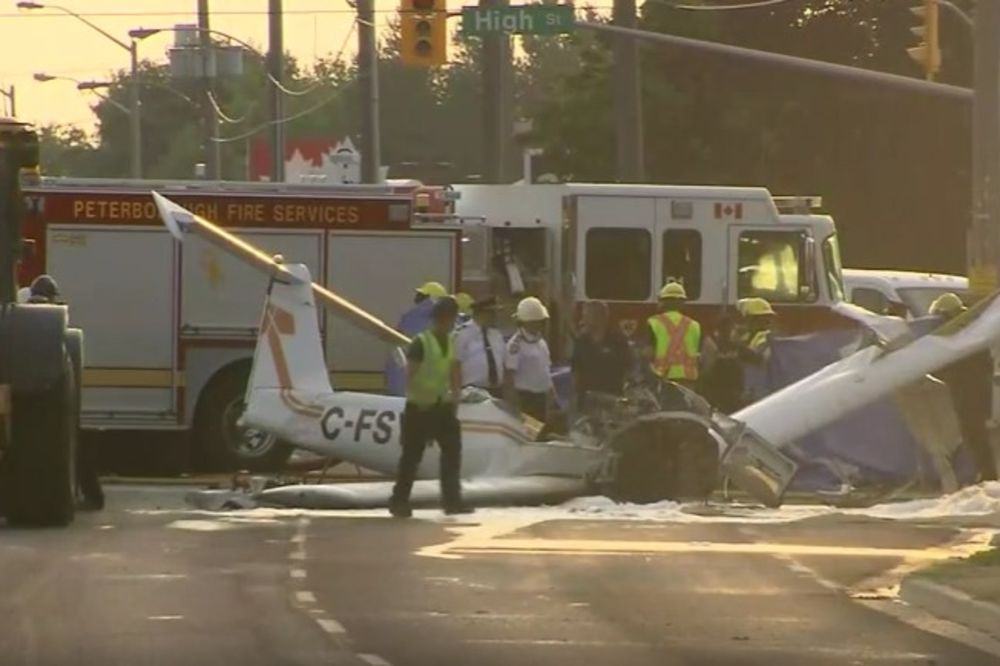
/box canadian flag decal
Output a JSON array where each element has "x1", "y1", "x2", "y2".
[{"x1": 714, "y1": 202, "x2": 743, "y2": 220}]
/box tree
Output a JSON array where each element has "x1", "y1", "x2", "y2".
[{"x1": 37, "y1": 124, "x2": 103, "y2": 177}]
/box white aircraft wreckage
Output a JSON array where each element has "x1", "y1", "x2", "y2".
[{"x1": 153, "y1": 192, "x2": 1000, "y2": 511}]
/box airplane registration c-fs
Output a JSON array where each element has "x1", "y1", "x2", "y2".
[{"x1": 154, "y1": 191, "x2": 1000, "y2": 511}]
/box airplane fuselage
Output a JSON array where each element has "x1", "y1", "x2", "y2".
[{"x1": 241, "y1": 389, "x2": 599, "y2": 481}]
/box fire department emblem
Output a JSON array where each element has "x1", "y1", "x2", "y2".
[{"x1": 619, "y1": 319, "x2": 637, "y2": 337}]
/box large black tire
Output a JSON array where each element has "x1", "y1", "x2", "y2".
[
  {"x1": 193, "y1": 364, "x2": 292, "y2": 473},
  {"x1": 3, "y1": 358, "x2": 77, "y2": 527}
]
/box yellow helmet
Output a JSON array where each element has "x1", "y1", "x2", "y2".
[
  {"x1": 454, "y1": 292, "x2": 474, "y2": 314},
  {"x1": 658, "y1": 281, "x2": 687, "y2": 300},
  {"x1": 415, "y1": 281, "x2": 448, "y2": 298},
  {"x1": 740, "y1": 297, "x2": 775, "y2": 317},
  {"x1": 928, "y1": 292, "x2": 966, "y2": 317}
]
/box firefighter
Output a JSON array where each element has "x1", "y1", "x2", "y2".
[
  {"x1": 389, "y1": 296, "x2": 473, "y2": 518},
  {"x1": 642, "y1": 281, "x2": 702, "y2": 391},
  {"x1": 738, "y1": 297, "x2": 776, "y2": 365},
  {"x1": 928, "y1": 292, "x2": 998, "y2": 482},
  {"x1": 385, "y1": 281, "x2": 449, "y2": 396},
  {"x1": 504, "y1": 296, "x2": 557, "y2": 423},
  {"x1": 454, "y1": 292, "x2": 474, "y2": 326},
  {"x1": 24, "y1": 274, "x2": 105, "y2": 510}
]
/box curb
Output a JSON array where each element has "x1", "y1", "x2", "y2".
[{"x1": 900, "y1": 577, "x2": 1000, "y2": 640}]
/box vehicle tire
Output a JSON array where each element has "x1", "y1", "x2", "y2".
[
  {"x1": 2, "y1": 357, "x2": 77, "y2": 527},
  {"x1": 193, "y1": 364, "x2": 293, "y2": 473}
]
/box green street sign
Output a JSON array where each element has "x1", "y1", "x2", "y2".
[{"x1": 461, "y1": 5, "x2": 575, "y2": 36}]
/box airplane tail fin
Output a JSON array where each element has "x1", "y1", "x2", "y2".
[{"x1": 247, "y1": 262, "x2": 333, "y2": 396}]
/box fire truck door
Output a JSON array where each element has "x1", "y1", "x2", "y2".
[
  {"x1": 325, "y1": 230, "x2": 457, "y2": 390},
  {"x1": 46, "y1": 226, "x2": 176, "y2": 422},
  {"x1": 728, "y1": 225, "x2": 815, "y2": 305},
  {"x1": 181, "y1": 229, "x2": 323, "y2": 335},
  {"x1": 574, "y1": 196, "x2": 655, "y2": 303}
]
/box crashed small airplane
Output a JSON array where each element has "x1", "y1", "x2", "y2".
[{"x1": 154, "y1": 192, "x2": 1000, "y2": 511}]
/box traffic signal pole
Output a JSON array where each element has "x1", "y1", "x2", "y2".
[
  {"x1": 971, "y1": 2, "x2": 1000, "y2": 299},
  {"x1": 198, "y1": 0, "x2": 221, "y2": 180},
  {"x1": 481, "y1": 0, "x2": 513, "y2": 183},
  {"x1": 358, "y1": 0, "x2": 381, "y2": 183},
  {"x1": 612, "y1": 0, "x2": 643, "y2": 182}
]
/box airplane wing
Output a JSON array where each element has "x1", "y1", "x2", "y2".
[
  {"x1": 152, "y1": 191, "x2": 410, "y2": 348},
  {"x1": 255, "y1": 476, "x2": 588, "y2": 510}
]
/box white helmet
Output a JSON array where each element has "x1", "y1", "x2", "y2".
[{"x1": 515, "y1": 296, "x2": 549, "y2": 322}]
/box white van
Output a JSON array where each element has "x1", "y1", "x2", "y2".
[{"x1": 843, "y1": 269, "x2": 968, "y2": 318}]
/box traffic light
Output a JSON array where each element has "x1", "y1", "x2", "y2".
[
  {"x1": 400, "y1": 0, "x2": 447, "y2": 68},
  {"x1": 907, "y1": 0, "x2": 941, "y2": 81}
]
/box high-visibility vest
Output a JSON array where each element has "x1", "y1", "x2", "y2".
[
  {"x1": 648, "y1": 311, "x2": 701, "y2": 380},
  {"x1": 748, "y1": 329, "x2": 770, "y2": 353},
  {"x1": 408, "y1": 330, "x2": 455, "y2": 407}
]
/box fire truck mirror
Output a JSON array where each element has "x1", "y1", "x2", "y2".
[
  {"x1": 802, "y1": 234, "x2": 818, "y2": 297},
  {"x1": 20, "y1": 238, "x2": 35, "y2": 259}
]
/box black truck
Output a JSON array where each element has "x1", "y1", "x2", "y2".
[{"x1": 0, "y1": 117, "x2": 83, "y2": 527}]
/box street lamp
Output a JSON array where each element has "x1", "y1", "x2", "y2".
[
  {"x1": 33, "y1": 72, "x2": 130, "y2": 115},
  {"x1": 18, "y1": 2, "x2": 157, "y2": 178},
  {"x1": 78, "y1": 79, "x2": 198, "y2": 109}
]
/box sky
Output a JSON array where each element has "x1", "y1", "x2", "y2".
[{"x1": 0, "y1": 0, "x2": 411, "y2": 131}]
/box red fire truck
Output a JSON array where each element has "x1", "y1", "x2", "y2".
[{"x1": 19, "y1": 178, "x2": 458, "y2": 471}]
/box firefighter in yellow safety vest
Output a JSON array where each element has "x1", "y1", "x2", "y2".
[
  {"x1": 643, "y1": 281, "x2": 703, "y2": 390},
  {"x1": 737, "y1": 297, "x2": 776, "y2": 365}
]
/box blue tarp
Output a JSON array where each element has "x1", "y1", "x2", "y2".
[{"x1": 756, "y1": 328, "x2": 975, "y2": 492}]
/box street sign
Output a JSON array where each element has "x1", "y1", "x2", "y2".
[{"x1": 461, "y1": 5, "x2": 575, "y2": 36}]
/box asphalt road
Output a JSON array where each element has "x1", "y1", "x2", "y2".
[{"x1": 1, "y1": 486, "x2": 999, "y2": 666}]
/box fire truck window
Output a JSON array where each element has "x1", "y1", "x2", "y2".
[
  {"x1": 737, "y1": 231, "x2": 814, "y2": 303},
  {"x1": 585, "y1": 228, "x2": 651, "y2": 301},
  {"x1": 662, "y1": 230, "x2": 702, "y2": 300}
]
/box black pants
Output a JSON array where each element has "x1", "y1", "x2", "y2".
[
  {"x1": 518, "y1": 390, "x2": 548, "y2": 423},
  {"x1": 77, "y1": 432, "x2": 104, "y2": 508},
  {"x1": 391, "y1": 402, "x2": 463, "y2": 507}
]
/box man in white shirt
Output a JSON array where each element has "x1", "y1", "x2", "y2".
[
  {"x1": 455, "y1": 296, "x2": 506, "y2": 396},
  {"x1": 503, "y1": 296, "x2": 556, "y2": 423}
]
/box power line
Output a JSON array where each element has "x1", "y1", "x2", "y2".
[{"x1": 666, "y1": 0, "x2": 794, "y2": 9}]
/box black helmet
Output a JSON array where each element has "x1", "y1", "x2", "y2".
[
  {"x1": 29, "y1": 274, "x2": 59, "y2": 301},
  {"x1": 432, "y1": 296, "x2": 459, "y2": 320}
]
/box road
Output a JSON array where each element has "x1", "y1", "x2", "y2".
[{"x1": 1, "y1": 485, "x2": 998, "y2": 665}]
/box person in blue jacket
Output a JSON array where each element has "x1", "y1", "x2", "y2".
[{"x1": 385, "y1": 281, "x2": 449, "y2": 395}]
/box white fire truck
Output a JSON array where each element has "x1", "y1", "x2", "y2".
[
  {"x1": 436, "y1": 183, "x2": 848, "y2": 357},
  {"x1": 20, "y1": 178, "x2": 458, "y2": 471}
]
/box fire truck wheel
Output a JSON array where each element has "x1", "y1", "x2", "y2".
[
  {"x1": 194, "y1": 364, "x2": 292, "y2": 472},
  {"x1": 2, "y1": 358, "x2": 77, "y2": 527}
]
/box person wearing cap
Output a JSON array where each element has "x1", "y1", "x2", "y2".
[
  {"x1": 641, "y1": 281, "x2": 703, "y2": 391},
  {"x1": 504, "y1": 296, "x2": 557, "y2": 423},
  {"x1": 385, "y1": 281, "x2": 449, "y2": 396},
  {"x1": 928, "y1": 292, "x2": 998, "y2": 482},
  {"x1": 454, "y1": 296, "x2": 506, "y2": 396},
  {"x1": 389, "y1": 296, "x2": 473, "y2": 518}
]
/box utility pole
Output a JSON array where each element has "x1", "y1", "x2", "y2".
[
  {"x1": 480, "y1": 0, "x2": 512, "y2": 183},
  {"x1": 357, "y1": 0, "x2": 380, "y2": 184},
  {"x1": 198, "y1": 0, "x2": 221, "y2": 180},
  {"x1": 4, "y1": 85, "x2": 14, "y2": 117},
  {"x1": 612, "y1": 0, "x2": 643, "y2": 182},
  {"x1": 970, "y1": 2, "x2": 1000, "y2": 299},
  {"x1": 267, "y1": 0, "x2": 285, "y2": 182}
]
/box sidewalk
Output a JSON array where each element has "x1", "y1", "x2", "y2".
[{"x1": 900, "y1": 538, "x2": 1000, "y2": 640}]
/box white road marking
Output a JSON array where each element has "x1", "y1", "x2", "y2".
[
  {"x1": 357, "y1": 654, "x2": 393, "y2": 666},
  {"x1": 296, "y1": 591, "x2": 317, "y2": 605},
  {"x1": 290, "y1": 568, "x2": 307, "y2": 579},
  {"x1": 289, "y1": 550, "x2": 305, "y2": 560},
  {"x1": 316, "y1": 618, "x2": 347, "y2": 634},
  {"x1": 147, "y1": 615, "x2": 184, "y2": 621}
]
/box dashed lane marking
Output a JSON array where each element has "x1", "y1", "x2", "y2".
[
  {"x1": 358, "y1": 654, "x2": 393, "y2": 666},
  {"x1": 295, "y1": 590, "x2": 317, "y2": 605},
  {"x1": 316, "y1": 618, "x2": 347, "y2": 634}
]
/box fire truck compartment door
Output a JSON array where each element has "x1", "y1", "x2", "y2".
[
  {"x1": 181, "y1": 229, "x2": 323, "y2": 334},
  {"x1": 46, "y1": 226, "x2": 176, "y2": 415},
  {"x1": 325, "y1": 231, "x2": 456, "y2": 383}
]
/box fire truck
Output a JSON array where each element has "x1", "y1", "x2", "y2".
[
  {"x1": 19, "y1": 178, "x2": 459, "y2": 471},
  {"x1": 437, "y1": 183, "x2": 848, "y2": 356}
]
